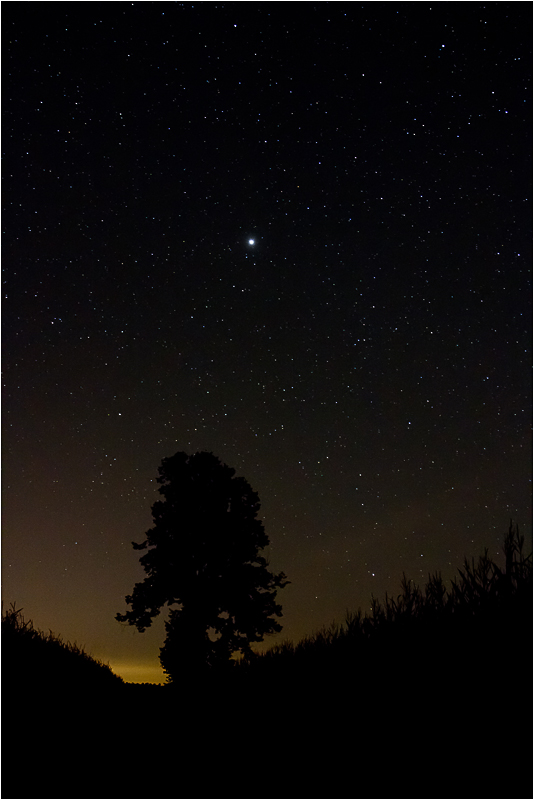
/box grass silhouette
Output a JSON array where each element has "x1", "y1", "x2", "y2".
[
  {"x1": 234, "y1": 521, "x2": 532, "y2": 686},
  {"x1": 2, "y1": 521, "x2": 532, "y2": 799},
  {"x1": 2, "y1": 602, "x2": 124, "y2": 696}
]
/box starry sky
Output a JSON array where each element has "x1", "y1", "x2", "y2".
[{"x1": 3, "y1": 2, "x2": 532, "y2": 684}]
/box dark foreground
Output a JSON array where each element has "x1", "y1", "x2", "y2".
[{"x1": 3, "y1": 627, "x2": 532, "y2": 800}]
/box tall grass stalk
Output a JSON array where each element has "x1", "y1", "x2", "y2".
[{"x1": 238, "y1": 521, "x2": 531, "y2": 678}]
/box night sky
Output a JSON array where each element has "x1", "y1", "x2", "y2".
[{"x1": 3, "y1": 2, "x2": 532, "y2": 685}]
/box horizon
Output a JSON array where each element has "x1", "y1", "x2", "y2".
[
  {"x1": 5, "y1": 523, "x2": 529, "y2": 686},
  {"x1": 3, "y1": 3, "x2": 531, "y2": 687}
]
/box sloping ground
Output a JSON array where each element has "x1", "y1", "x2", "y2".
[
  {"x1": 2, "y1": 608, "x2": 125, "y2": 799},
  {"x1": 3, "y1": 618, "x2": 531, "y2": 800},
  {"x1": 3, "y1": 524, "x2": 532, "y2": 799},
  {"x1": 2, "y1": 605, "x2": 123, "y2": 696}
]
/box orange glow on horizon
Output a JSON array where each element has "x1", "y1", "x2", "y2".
[{"x1": 111, "y1": 662, "x2": 167, "y2": 685}]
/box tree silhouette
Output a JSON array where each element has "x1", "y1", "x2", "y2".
[{"x1": 116, "y1": 451, "x2": 289, "y2": 681}]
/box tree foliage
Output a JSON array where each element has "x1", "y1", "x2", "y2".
[{"x1": 116, "y1": 451, "x2": 289, "y2": 680}]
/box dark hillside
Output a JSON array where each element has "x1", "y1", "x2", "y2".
[
  {"x1": 2, "y1": 603, "x2": 124, "y2": 696},
  {"x1": 2, "y1": 524, "x2": 531, "y2": 799},
  {"x1": 2, "y1": 606, "x2": 126, "y2": 798}
]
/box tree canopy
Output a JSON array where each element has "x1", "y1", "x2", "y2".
[{"x1": 116, "y1": 451, "x2": 289, "y2": 680}]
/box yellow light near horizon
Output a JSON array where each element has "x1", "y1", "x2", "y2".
[{"x1": 110, "y1": 662, "x2": 166, "y2": 685}]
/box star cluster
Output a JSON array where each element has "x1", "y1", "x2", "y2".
[{"x1": 3, "y1": 3, "x2": 531, "y2": 683}]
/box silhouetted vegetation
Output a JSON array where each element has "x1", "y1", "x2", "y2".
[
  {"x1": 116, "y1": 451, "x2": 289, "y2": 682},
  {"x1": 2, "y1": 602, "x2": 124, "y2": 696},
  {"x1": 3, "y1": 523, "x2": 531, "y2": 799},
  {"x1": 235, "y1": 521, "x2": 532, "y2": 687},
  {"x1": 220, "y1": 521, "x2": 532, "y2": 800}
]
